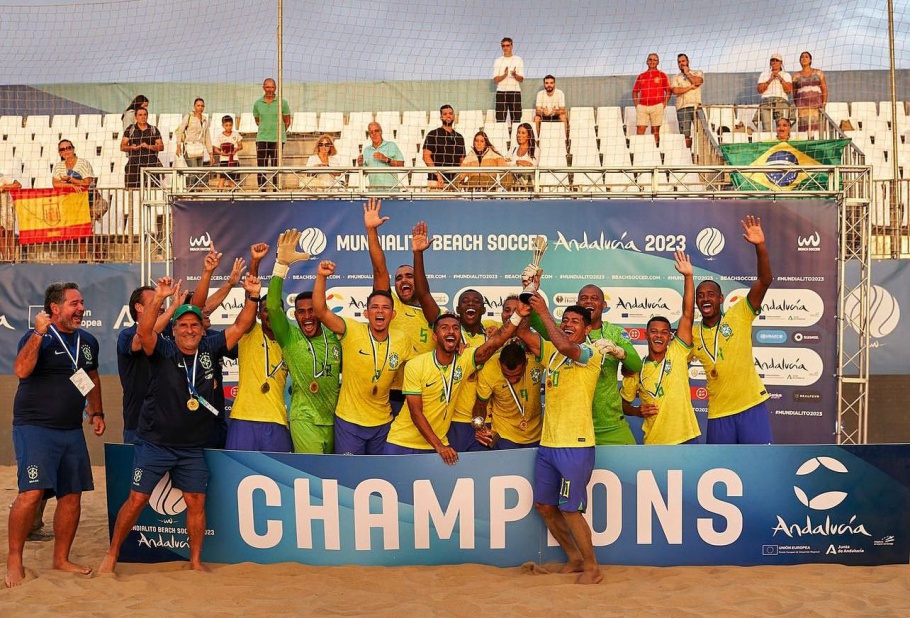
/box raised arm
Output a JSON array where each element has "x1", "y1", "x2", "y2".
[
  {"x1": 364, "y1": 198, "x2": 392, "y2": 291},
  {"x1": 138, "y1": 277, "x2": 176, "y2": 356},
  {"x1": 528, "y1": 292, "x2": 583, "y2": 361},
  {"x1": 248, "y1": 242, "x2": 269, "y2": 278},
  {"x1": 224, "y1": 273, "x2": 262, "y2": 348},
  {"x1": 154, "y1": 280, "x2": 183, "y2": 335},
  {"x1": 312, "y1": 260, "x2": 346, "y2": 336},
  {"x1": 472, "y1": 300, "x2": 529, "y2": 365},
  {"x1": 13, "y1": 311, "x2": 52, "y2": 379},
  {"x1": 742, "y1": 215, "x2": 772, "y2": 310},
  {"x1": 189, "y1": 244, "x2": 223, "y2": 310},
  {"x1": 269, "y1": 228, "x2": 312, "y2": 345},
  {"x1": 674, "y1": 250, "x2": 695, "y2": 346},
  {"x1": 411, "y1": 220, "x2": 441, "y2": 323},
  {"x1": 203, "y1": 256, "x2": 246, "y2": 315}
]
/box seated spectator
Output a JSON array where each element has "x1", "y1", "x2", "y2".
[
  {"x1": 0, "y1": 167, "x2": 23, "y2": 261},
  {"x1": 534, "y1": 75, "x2": 568, "y2": 137},
  {"x1": 52, "y1": 139, "x2": 96, "y2": 262},
  {"x1": 775, "y1": 117, "x2": 792, "y2": 141},
  {"x1": 306, "y1": 135, "x2": 342, "y2": 189},
  {"x1": 358, "y1": 122, "x2": 404, "y2": 191},
  {"x1": 121, "y1": 108, "x2": 163, "y2": 189},
  {"x1": 460, "y1": 131, "x2": 507, "y2": 189},
  {"x1": 756, "y1": 53, "x2": 793, "y2": 131},
  {"x1": 506, "y1": 123, "x2": 537, "y2": 189}
]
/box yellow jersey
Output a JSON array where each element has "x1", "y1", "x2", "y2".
[
  {"x1": 539, "y1": 338, "x2": 602, "y2": 448},
  {"x1": 229, "y1": 323, "x2": 289, "y2": 426},
  {"x1": 476, "y1": 351, "x2": 543, "y2": 444}
]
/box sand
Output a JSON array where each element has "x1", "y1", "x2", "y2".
[{"x1": 1, "y1": 465, "x2": 908, "y2": 616}]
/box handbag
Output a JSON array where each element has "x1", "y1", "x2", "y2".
[
  {"x1": 185, "y1": 141, "x2": 205, "y2": 159},
  {"x1": 89, "y1": 189, "x2": 110, "y2": 221}
]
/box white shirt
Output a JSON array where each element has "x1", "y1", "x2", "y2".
[
  {"x1": 493, "y1": 55, "x2": 524, "y2": 92},
  {"x1": 535, "y1": 89, "x2": 566, "y2": 115},
  {"x1": 758, "y1": 70, "x2": 792, "y2": 100},
  {"x1": 671, "y1": 70, "x2": 704, "y2": 109}
]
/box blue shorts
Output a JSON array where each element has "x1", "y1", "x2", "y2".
[
  {"x1": 707, "y1": 401, "x2": 773, "y2": 445},
  {"x1": 123, "y1": 429, "x2": 139, "y2": 444},
  {"x1": 383, "y1": 442, "x2": 434, "y2": 455},
  {"x1": 225, "y1": 419, "x2": 293, "y2": 452},
  {"x1": 447, "y1": 420, "x2": 487, "y2": 452},
  {"x1": 13, "y1": 425, "x2": 93, "y2": 497},
  {"x1": 495, "y1": 437, "x2": 540, "y2": 450},
  {"x1": 131, "y1": 439, "x2": 209, "y2": 495},
  {"x1": 334, "y1": 416, "x2": 391, "y2": 455},
  {"x1": 534, "y1": 446, "x2": 595, "y2": 513}
]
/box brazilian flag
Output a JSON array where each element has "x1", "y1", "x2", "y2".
[{"x1": 720, "y1": 139, "x2": 850, "y2": 191}]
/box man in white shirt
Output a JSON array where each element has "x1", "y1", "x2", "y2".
[
  {"x1": 492, "y1": 37, "x2": 524, "y2": 125},
  {"x1": 534, "y1": 74, "x2": 568, "y2": 137},
  {"x1": 670, "y1": 54, "x2": 704, "y2": 148},
  {"x1": 756, "y1": 53, "x2": 793, "y2": 131}
]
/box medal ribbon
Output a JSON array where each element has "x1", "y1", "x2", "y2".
[
  {"x1": 369, "y1": 329, "x2": 390, "y2": 383},
  {"x1": 303, "y1": 327, "x2": 330, "y2": 380},
  {"x1": 49, "y1": 325, "x2": 81, "y2": 372},
  {"x1": 262, "y1": 331, "x2": 286, "y2": 383},
  {"x1": 546, "y1": 350, "x2": 569, "y2": 385},
  {"x1": 698, "y1": 312, "x2": 724, "y2": 365},
  {"x1": 505, "y1": 373, "x2": 526, "y2": 418},
  {"x1": 435, "y1": 351, "x2": 458, "y2": 412},
  {"x1": 641, "y1": 357, "x2": 668, "y2": 399},
  {"x1": 181, "y1": 350, "x2": 219, "y2": 415}
]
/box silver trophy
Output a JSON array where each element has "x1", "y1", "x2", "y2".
[{"x1": 519, "y1": 235, "x2": 548, "y2": 303}]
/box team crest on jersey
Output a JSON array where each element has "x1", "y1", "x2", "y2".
[
  {"x1": 331, "y1": 346, "x2": 340, "y2": 361},
  {"x1": 199, "y1": 352, "x2": 213, "y2": 370},
  {"x1": 531, "y1": 367, "x2": 543, "y2": 383},
  {"x1": 81, "y1": 344, "x2": 93, "y2": 362},
  {"x1": 453, "y1": 366, "x2": 464, "y2": 381},
  {"x1": 720, "y1": 323, "x2": 733, "y2": 339},
  {"x1": 389, "y1": 353, "x2": 400, "y2": 369},
  {"x1": 27, "y1": 465, "x2": 39, "y2": 481},
  {"x1": 663, "y1": 360, "x2": 672, "y2": 374}
]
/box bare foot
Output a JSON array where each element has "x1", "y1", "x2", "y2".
[
  {"x1": 98, "y1": 554, "x2": 117, "y2": 575},
  {"x1": 575, "y1": 568, "x2": 604, "y2": 585},
  {"x1": 54, "y1": 559, "x2": 93, "y2": 576},
  {"x1": 189, "y1": 561, "x2": 211, "y2": 573},
  {"x1": 560, "y1": 559, "x2": 584, "y2": 574},
  {"x1": 5, "y1": 563, "x2": 26, "y2": 588}
]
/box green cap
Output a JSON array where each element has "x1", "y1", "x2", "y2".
[{"x1": 172, "y1": 304, "x2": 203, "y2": 322}]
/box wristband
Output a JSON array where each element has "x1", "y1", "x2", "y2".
[
  {"x1": 509, "y1": 312, "x2": 522, "y2": 327},
  {"x1": 248, "y1": 295, "x2": 262, "y2": 302},
  {"x1": 32, "y1": 329, "x2": 46, "y2": 337},
  {"x1": 90, "y1": 413, "x2": 105, "y2": 419},
  {"x1": 272, "y1": 262, "x2": 290, "y2": 279}
]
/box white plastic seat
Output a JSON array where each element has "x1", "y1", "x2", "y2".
[
  {"x1": 850, "y1": 102, "x2": 877, "y2": 125},
  {"x1": 318, "y1": 112, "x2": 344, "y2": 133},
  {"x1": 455, "y1": 110, "x2": 485, "y2": 134},
  {"x1": 238, "y1": 112, "x2": 259, "y2": 134},
  {"x1": 825, "y1": 102, "x2": 850, "y2": 125},
  {"x1": 289, "y1": 111, "x2": 317, "y2": 134},
  {"x1": 401, "y1": 110, "x2": 430, "y2": 132},
  {"x1": 662, "y1": 105, "x2": 679, "y2": 134},
  {"x1": 347, "y1": 112, "x2": 374, "y2": 136},
  {"x1": 374, "y1": 111, "x2": 400, "y2": 133},
  {"x1": 156, "y1": 113, "x2": 184, "y2": 141}
]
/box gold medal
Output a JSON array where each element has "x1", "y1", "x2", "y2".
[
  {"x1": 372, "y1": 385, "x2": 378, "y2": 395},
  {"x1": 468, "y1": 371, "x2": 477, "y2": 383},
  {"x1": 710, "y1": 369, "x2": 718, "y2": 378},
  {"x1": 546, "y1": 379, "x2": 552, "y2": 389},
  {"x1": 187, "y1": 398, "x2": 199, "y2": 411},
  {"x1": 519, "y1": 419, "x2": 528, "y2": 431},
  {"x1": 261, "y1": 382, "x2": 270, "y2": 394},
  {"x1": 309, "y1": 381, "x2": 319, "y2": 394}
]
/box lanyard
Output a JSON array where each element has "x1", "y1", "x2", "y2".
[
  {"x1": 461, "y1": 325, "x2": 487, "y2": 347},
  {"x1": 435, "y1": 352, "x2": 458, "y2": 408},
  {"x1": 182, "y1": 350, "x2": 199, "y2": 398},
  {"x1": 641, "y1": 357, "x2": 668, "y2": 399},
  {"x1": 547, "y1": 350, "x2": 569, "y2": 379},
  {"x1": 49, "y1": 325, "x2": 80, "y2": 372},
  {"x1": 262, "y1": 331, "x2": 286, "y2": 382},
  {"x1": 699, "y1": 313, "x2": 724, "y2": 365},
  {"x1": 303, "y1": 328, "x2": 330, "y2": 379},
  {"x1": 505, "y1": 372, "x2": 527, "y2": 418},
  {"x1": 369, "y1": 328, "x2": 390, "y2": 383}
]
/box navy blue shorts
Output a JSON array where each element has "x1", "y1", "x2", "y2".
[
  {"x1": 131, "y1": 439, "x2": 209, "y2": 495},
  {"x1": 707, "y1": 402, "x2": 773, "y2": 444},
  {"x1": 13, "y1": 425, "x2": 93, "y2": 497},
  {"x1": 495, "y1": 436, "x2": 540, "y2": 450},
  {"x1": 334, "y1": 416, "x2": 391, "y2": 455},
  {"x1": 122, "y1": 429, "x2": 139, "y2": 444},
  {"x1": 225, "y1": 419, "x2": 293, "y2": 452},
  {"x1": 447, "y1": 421, "x2": 487, "y2": 452},
  {"x1": 534, "y1": 446, "x2": 595, "y2": 513},
  {"x1": 383, "y1": 442, "x2": 434, "y2": 455}
]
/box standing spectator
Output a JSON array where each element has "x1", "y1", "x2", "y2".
[
  {"x1": 422, "y1": 105, "x2": 465, "y2": 190},
  {"x1": 792, "y1": 51, "x2": 827, "y2": 134},
  {"x1": 670, "y1": 54, "x2": 704, "y2": 148},
  {"x1": 175, "y1": 97, "x2": 213, "y2": 168},
  {"x1": 120, "y1": 108, "x2": 163, "y2": 189},
  {"x1": 212, "y1": 115, "x2": 243, "y2": 189},
  {"x1": 492, "y1": 37, "x2": 524, "y2": 124},
  {"x1": 52, "y1": 139, "x2": 95, "y2": 262},
  {"x1": 534, "y1": 75, "x2": 567, "y2": 137},
  {"x1": 358, "y1": 122, "x2": 404, "y2": 191},
  {"x1": 633, "y1": 53, "x2": 671, "y2": 145},
  {"x1": 756, "y1": 53, "x2": 793, "y2": 131},
  {"x1": 6, "y1": 282, "x2": 106, "y2": 587},
  {"x1": 253, "y1": 77, "x2": 291, "y2": 190},
  {"x1": 121, "y1": 95, "x2": 149, "y2": 133},
  {"x1": 1, "y1": 166, "x2": 23, "y2": 262}
]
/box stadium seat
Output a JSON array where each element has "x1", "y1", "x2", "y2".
[
  {"x1": 628, "y1": 134, "x2": 664, "y2": 190},
  {"x1": 395, "y1": 127, "x2": 423, "y2": 160},
  {"x1": 156, "y1": 113, "x2": 184, "y2": 141},
  {"x1": 288, "y1": 111, "x2": 318, "y2": 134},
  {"x1": 78, "y1": 114, "x2": 104, "y2": 134},
  {"x1": 485, "y1": 123, "x2": 510, "y2": 155},
  {"x1": 318, "y1": 112, "x2": 344, "y2": 133},
  {"x1": 347, "y1": 111, "x2": 374, "y2": 135},
  {"x1": 570, "y1": 107, "x2": 595, "y2": 129},
  {"x1": 25, "y1": 115, "x2": 50, "y2": 131},
  {"x1": 374, "y1": 111, "x2": 400, "y2": 133},
  {"x1": 455, "y1": 110, "x2": 484, "y2": 135},
  {"x1": 850, "y1": 102, "x2": 877, "y2": 127},
  {"x1": 238, "y1": 112, "x2": 258, "y2": 134},
  {"x1": 401, "y1": 110, "x2": 430, "y2": 133},
  {"x1": 707, "y1": 107, "x2": 735, "y2": 134},
  {"x1": 662, "y1": 105, "x2": 680, "y2": 134},
  {"x1": 734, "y1": 106, "x2": 758, "y2": 132},
  {"x1": 52, "y1": 115, "x2": 78, "y2": 139},
  {"x1": 825, "y1": 102, "x2": 850, "y2": 126},
  {"x1": 623, "y1": 106, "x2": 637, "y2": 132}
]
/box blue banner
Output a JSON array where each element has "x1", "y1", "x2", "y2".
[
  {"x1": 844, "y1": 260, "x2": 910, "y2": 375},
  {"x1": 172, "y1": 199, "x2": 839, "y2": 444},
  {"x1": 105, "y1": 444, "x2": 910, "y2": 567}
]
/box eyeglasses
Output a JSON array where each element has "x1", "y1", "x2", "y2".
[
  {"x1": 59, "y1": 145, "x2": 74, "y2": 152},
  {"x1": 318, "y1": 143, "x2": 332, "y2": 147},
  {"x1": 368, "y1": 129, "x2": 382, "y2": 133}
]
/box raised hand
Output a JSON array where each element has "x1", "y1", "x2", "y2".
[
  {"x1": 363, "y1": 197, "x2": 388, "y2": 230},
  {"x1": 250, "y1": 242, "x2": 269, "y2": 262},
  {"x1": 411, "y1": 220, "x2": 432, "y2": 253},
  {"x1": 276, "y1": 228, "x2": 310, "y2": 266},
  {"x1": 741, "y1": 215, "x2": 765, "y2": 246},
  {"x1": 228, "y1": 257, "x2": 247, "y2": 286},
  {"x1": 317, "y1": 260, "x2": 336, "y2": 277},
  {"x1": 242, "y1": 272, "x2": 262, "y2": 297},
  {"x1": 203, "y1": 244, "x2": 223, "y2": 273},
  {"x1": 34, "y1": 311, "x2": 51, "y2": 334},
  {"x1": 156, "y1": 276, "x2": 176, "y2": 298},
  {"x1": 673, "y1": 250, "x2": 693, "y2": 277}
]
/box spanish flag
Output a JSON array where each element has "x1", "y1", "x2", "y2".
[
  {"x1": 11, "y1": 188, "x2": 92, "y2": 244},
  {"x1": 720, "y1": 139, "x2": 850, "y2": 191}
]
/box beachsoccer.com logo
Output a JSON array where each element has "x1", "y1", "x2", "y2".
[{"x1": 189, "y1": 231, "x2": 213, "y2": 252}]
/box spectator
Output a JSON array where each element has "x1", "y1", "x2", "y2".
[
  {"x1": 775, "y1": 117, "x2": 792, "y2": 141},
  {"x1": 422, "y1": 105, "x2": 465, "y2": 190},
  {"x1": 358, "y1": 122, "x2": 404, "y2": 191},
  {"x1": 52, "y1": 139, "x2": 95, "y2": 262},
  {"x1": 492, "y1": 37, "x2": 524, "y2": 124},
  {"x1": 212, "y1": 115, "x2": 243, "y2": 189},
  {"x1": 633, "y1": 53, "x2": 671, "y2": 145},
  {"x1": 534, "y1": 75, "x2": 567, "y2": 137},
  {"x1": 460, "y1": 131, "x2": 507, "y2": 189},
  {"x1": 1, "y1": 166, "x2": 23, "y2": 262},
  {"x1": 306, "y1": 134, "x2": 342, "y2": 190},
  {"x1": 793, "y1": 51, "x2": 827, "y2": 134},
  {"x1": 120, "y1": 108, "x2": 163, "y2": 189},
  {"x1": 175, "y1": 97, "x2": 213, "y2": 168},
  {"x1": 670, "y1": 53, "x2": 704, "y2": 148},
  {"x1": 253, "y1": 78, "x2": 291, "y2": 190},
  {"x1": 121, "y1": 95, "x2": 148, "y2": 133},
  {"x1": 507, "y1": 123, "x2": 538, "y2": 167},
  {"x1": 756, "y1": 53, "x2": 793, "y2": 131}
]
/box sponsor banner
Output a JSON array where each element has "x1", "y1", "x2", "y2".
[
  {"x1": 844, "y1": 260, "x2": 908, "y2": 375},
  {"x1": 105, "y1": 443, "x2": 910, "y2": 567},
  {"x1": 0, "y1": 263, "x2": 162, "y2": 375},
  {"x1": 173, "y1": 199, "x2": 838, "y2": 444}
]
